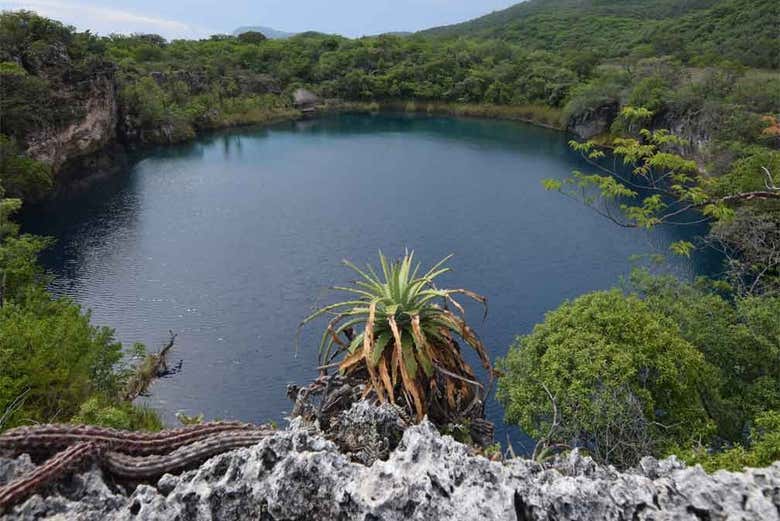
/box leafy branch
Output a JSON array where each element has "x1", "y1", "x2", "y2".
[{"x1": 544, "y1": 107, "x2": 780, "y2": 256}]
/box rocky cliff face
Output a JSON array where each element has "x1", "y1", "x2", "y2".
[
  {"x1": 2, "y1": 403, "x2": 779, "y2": 521},
  {"x1": 18, "y1": 57, "x2": 119, "y2": 176},
  {"x1": 566, "y1": 102, "x2": 620, "y2": 139},
  {"x1": 25, "y1": 69, "x2": 117, "y2": 173}
]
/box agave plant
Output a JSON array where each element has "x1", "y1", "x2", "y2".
[{"x1": 299, "y1": 251, "x2": 493, "y2": 423}]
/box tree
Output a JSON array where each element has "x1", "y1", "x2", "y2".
[
  {"x1": 545, "y1": 107, "x2": 780, "y2": 257},
  {"x1": 629, "y1": 269, "x2": 780, "y2": 441},
  {"x1": 237, "y1": 31, "x2": 267, "y2": 44},
  {"x1": 497, "y1": 290, "x2": 716, "y2": 468}
]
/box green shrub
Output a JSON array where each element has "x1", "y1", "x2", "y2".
[
  {"x1": 71, "y1": 396, "x2": 162, "y2": 431},
  {"x1": 626, "y1": 75, "x2": 670, "y2": 113},
  {"x1": 0, "y1": 134, "x2": 53, "y2": 201},
  {"x1": 679, "y1": 411, "x2": 780, "y2": 472},
  {"x1": 0, "y1": 287, "x2": 126, "y2": 428},
  {"x1": 120, "y1": 76, "x2": 168, "y2": 127},
  {"x1": 497, "y1": 290, "x2": 715, "y2": 468},
  {"x1": 629, "y1": 270, "x2": 780, "y2": 439}
]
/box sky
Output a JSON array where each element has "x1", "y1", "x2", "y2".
[{"x1": 0, "y1": 0, "x2": 520, "y2": 39}]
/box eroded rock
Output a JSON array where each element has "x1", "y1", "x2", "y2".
[{"x1": 2, "y1": 406, "x2": 779, "y2": 520}]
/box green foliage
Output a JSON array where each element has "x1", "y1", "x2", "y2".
[
  {"x1": 710, "y1": 149, "x2": 780, "y2": 197},
  {"x1": 71, "y1": 396, "x2": 162, "y2": 431},
  {"x1": 0, "y1": 11, "x2": 101, "y2": 138},
  {"x1": 561, "y1": 71, "x2": 626, "y2": 126},
  {"x1": 237, "y1": 31, "x2": 267, "y2": 44},
  {"x1": 0, "y1": 287, "x2": 127, "y2": 427},
  {"x1": 627, "y1": 76, "x2": 670, "y2": 113},
  {"x1": 709, "y1": 207, "x2": 780, "y2": 296},
  {"x1": 421, "y1": 0, "x2": 778, "y2": 69},
  {"x1": 0, "y1": 234, "x2": 51, "y2": 302},
  {"x1": 549, "y1": 121, "x2": 779, "y2": 263},
  {"x1": 0, "y1": 135, "x2": 53, "y2": 201},
  {"x1": 499, "y1": 268, "x2": 780, "y2": 470},
  {"x1": 300, "y1": 251, "x2": 492, "y2": 422},
  {"x1": 629, "y1": 270, "x2": 780, "y2": 438},
  {"x1": 497, "y1": 290, "x2": 715, "y2": 468},
  {"x1": 679, "y1": 411, "x2": 780, "y2": 471},
  {"x1": 120, "y1": 76, "x2": 168, "y2": 128}
]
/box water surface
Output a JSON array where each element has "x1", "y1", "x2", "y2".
[{"x1": 24, "y1": 114, "x2": 717, "y2": 448}]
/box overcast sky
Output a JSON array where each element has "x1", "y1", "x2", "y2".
[{"x1": 0, "y1": 0, "x2": 519, "y2": 39}]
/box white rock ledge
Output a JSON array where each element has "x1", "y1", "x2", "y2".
[{"x1": 2, "y1": 416, "x2": 779, "y2": 520}]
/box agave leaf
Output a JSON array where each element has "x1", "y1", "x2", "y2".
[
  {"x1": 362, "y1": 301, "x2": 385, "y2": 403},
  {"x1": 448, "y1": 288, "x2": 489, "y2": 320},
  {"x1": 390, "y1": 337, "x2": 399, "y2": 387},
  {"x1": 444, "y1": 293, "x2": 466, "y2": 319},
  {"x1": 410, "y1": 315, "x2": 434, "y2": 377},
  {"x1": 320, "y1": 314, "x2": 351, "y2": 363},
  {"x1": 422, "y1": 254, "x2": 454, "y2": 280},
  {"x1": 379, "y1": 250, "x2": 391, "y2": 284},
  {"x1": 331, "y1": 286, "x2": 377, "y2": 299},
  {"x1": 383, "y1": 303, "x2": 399, "y2": 317},
  {"x1": 410, "y1": 260, "x2": 421, "y2": 283},
  {"x1": 401, "y1": 332, "x2": 417, "y2": 379},
  {"x1": 378, "y1": 356, "x2": 395, "y2": 403},
  {"x1": 342, "y1": 259, "x2": 383, "y2": 288},
  {"x1": 339, "y1": 348, "x2": 364, "y2": 373},
  {"x1": 421, "y1": 267, "x2": 452, "y2": 283},
  {"x1": 389, "y1": 315, "x2": 424, "y2": 420},
  {"x1": 299, "y1": 300, "x2": 365, "y2": 327},
  {"x1": 347, "y1": 331, "x2": 364, "y2": 353},
  {"x1": 445, "y1": 379, "x2": 457, "y2": 408},
  {"x1": 327, "y1": 323, "x2": 348, "y2": 348},
  {"x1": 371, "y1": 331, "x2": 392, "y2": 366},
  {"x1": 415, "y1": 343, "x2": 434, "y2": 378},
  {"x1": 333, "y1": 315, "x2": 370, "y2": 338}
]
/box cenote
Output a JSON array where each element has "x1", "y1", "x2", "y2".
[{"x1": 23, "y1": 113, "x2": 718, "y2": 447}]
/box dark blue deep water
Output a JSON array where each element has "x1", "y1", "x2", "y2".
[{"x1": 23, "y1": 114, "x2": 718, "y2": 449}]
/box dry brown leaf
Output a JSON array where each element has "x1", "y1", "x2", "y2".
[
  {"x1": 389, "y1": 315, "x2": 425, "y2": 420},
  {"x1": 362, "y1": 301, "x2": 385, "y2": 403}
]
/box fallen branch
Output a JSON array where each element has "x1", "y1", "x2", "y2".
[{"x1": 121, "y1": 331, "x2": 179, "y2": 402}]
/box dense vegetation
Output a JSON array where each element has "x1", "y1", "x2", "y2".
[
  {"x1": 421, "y1": 0, "x2": 779, "y2": 69},
  {"x1": 2, "y1": 3, "x2": 777, "y2": 188},
  {"x1": 0, "y1": 0, "x2": 779, "y2": 471},
  {"x1": 499, "y1": 270, "x2": 780, "y2": 469}
]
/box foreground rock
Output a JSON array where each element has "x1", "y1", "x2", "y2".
[{"x1": 2, "y1": 405, "x2": 779, "y2": 520}]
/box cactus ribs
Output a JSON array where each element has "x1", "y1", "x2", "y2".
[{"x1": 0, "y1": 422, "x2": 273, "y2": 513}]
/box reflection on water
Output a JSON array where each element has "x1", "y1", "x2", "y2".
[{"x1": 22, "y1": 113, "x2": 720, "y2": 450}]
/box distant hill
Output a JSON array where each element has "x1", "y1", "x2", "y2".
[
  {"x1": 419, "y1": 0, "x2": 720, "y2": 37},
  {"x1": 233, "y1": 26, "x2": 296, "y2": 39},
  {"x1": 372, "y1": 31, "x2": 412, "y2": 38},
  {"x1": 417, "y1": 0, "x2": 778, "y2": 68}
]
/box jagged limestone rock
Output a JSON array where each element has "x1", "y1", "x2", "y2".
[
  {"x1": 326, "y1": 401, "x2": 407, "y2": 464},
  {"x1": 2, "y1": 407, "x2": 779, "y2": 520}
]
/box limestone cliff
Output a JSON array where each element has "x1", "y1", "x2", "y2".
[
  {"x1": 23, "y1": 66, "x2": 118, "y2": 173},
  {"x1": 1, "y1": 403, "x2": 778, "y2": 521}
]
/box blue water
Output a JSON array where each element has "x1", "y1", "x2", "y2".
[{"x1": 23, "y1": 113, "x2": 718, "y2": 450}]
